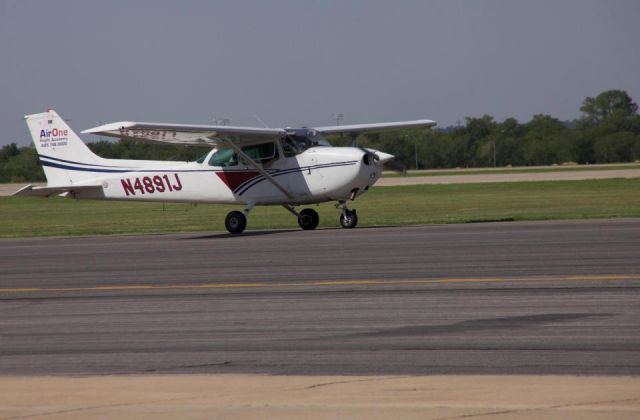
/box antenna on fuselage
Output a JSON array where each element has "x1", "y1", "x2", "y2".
[
  {"x1": 349, "y1": 132, "x2": 359, "y2": 147},
  {"x1": 212, "y1": 117, "x2": 230, "y2": 126},
  {"x1": 254, "y1": 113, "x2": 270, "y2": 128},
  {"x1": 332, "y1": 113, "x2": 345, "y2": 140}
]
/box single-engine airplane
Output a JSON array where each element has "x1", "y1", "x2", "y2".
[{"x1": 15, "y1": 110, "x2": 436, "y2": 233}]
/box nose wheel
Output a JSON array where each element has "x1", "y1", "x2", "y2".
[
  {"x1": 337, "y1": 201, "x2": 358, "y2": 229},
  {"x1": 339, "y1": 209, "x2": 358, "y2": 228}
]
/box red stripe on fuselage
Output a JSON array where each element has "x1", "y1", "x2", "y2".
[{"x1": 215, "y1": 171, "x2": 260, "y2": 192}]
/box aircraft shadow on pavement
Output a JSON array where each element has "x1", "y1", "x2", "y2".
[
  {"x1": 304, "y1": 313, "x2": 615, "y2": 341},
  {"x1": 353, "y1": 313, "x2": 614, "y2": 337},
  {"x1": 183, "y1": 229, "x2": 307, "y2": 240},
  {"x1": 182, "y1": 225, "x2": 401, "y2": 240}
]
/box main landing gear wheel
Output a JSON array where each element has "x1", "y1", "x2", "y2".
[
  {"x1": 340, "y1": 209, "x2": 358, "y2": 229},
  {"x1": 225, "y1": 210, "x2": 247, "y2": 234},
  {"x1": 298, "y1": 208, "x2": 320, "y2": 230}
]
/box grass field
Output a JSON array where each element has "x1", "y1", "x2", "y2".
[{"x1": 1, "y1": 178, "x2": 638, "y2": 238}]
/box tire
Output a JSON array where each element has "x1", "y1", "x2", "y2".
[
  {"x1": 225, "y1": 211, "x2": 247, "y2": 234},
  {"x1": 298, "y1": 208, "x2": 319, "y2": 230},
  {"x1": 339, "y1": 209, "x2": 358, "y2": 229}
]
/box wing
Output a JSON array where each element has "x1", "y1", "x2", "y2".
[
  {"x1": 82, "y1": 121, "x2": 287, "y2": 147},
  {"x1": 312, "y1": 119, "x2": 436, "y2": 135}
]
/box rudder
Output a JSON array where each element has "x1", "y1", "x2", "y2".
[{"x1": 25, "y1": 109, "x2": 103, "y2": 186}]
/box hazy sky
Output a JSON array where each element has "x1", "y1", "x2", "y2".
[{"x1": 1, "y1": 0, "x2": 638, "y2": 146}]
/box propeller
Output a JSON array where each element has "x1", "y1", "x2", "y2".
[
  {"x1": 365, "y1": 149, "x2": 407, "y2": 176},
  {"x1": 348, "y1": 133, "x2": 406, "y2": 176}
]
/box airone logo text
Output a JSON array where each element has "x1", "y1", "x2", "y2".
[
  {"x1": 39, "y1": 128, "x2": 69, "y2": 148},
  {"x1": 40, "y1": 128, "x2": 68, "y2": 138}
]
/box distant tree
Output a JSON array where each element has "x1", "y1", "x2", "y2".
[
  {"x1": 494, "y1": 118, "x2": 525, "y2": 166},
  {"x1": 500, "y1": 118, "x2": 525, "y2": 138},
  {"x1": 526, "y1": 114, "x2": 566, "y2": 135},
  {"x1": 0, "y1": 143, "x2": 20, "y2": 162},
  {"x1": 0, "y1": 146, "x2": 44, "y2": 182},
  {"x1": 593, "y1": 132, "x2": 639, "y2": 163},
  {"x1": 451, "y1": 115, "x2": 497, "y2": 167},
  {"x1": 579, "y1": 90, "x2": 638, "y2": 126}
]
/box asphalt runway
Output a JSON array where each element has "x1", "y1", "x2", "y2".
[{"x1": 1, "y1": 219, "x2": 639, "y2": 375}]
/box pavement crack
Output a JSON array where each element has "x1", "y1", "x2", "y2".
[
  {"x1": 434, "y1": 396, "x2": 640, "y2": 419},
  {"x1": 548, "y1": 396, "x2": 640, "y2": 410},
  {"x1": 0, "y1": 301, "x2": 36, "y2": 313},
  {"x1": 347, "y1": 313, "x2": 614, "y2": 338},
  {"x1": 141, "y1": 360, "x2": 232, "y2": 373},
  {"x1": 2, "y1": 396, "x2": 196, "y2": 419},
  {"x1": 301, "y1": 375, "x2": 408, "y2": 390}
]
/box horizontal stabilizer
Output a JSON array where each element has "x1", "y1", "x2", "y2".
[{"x1": 12, "y1": 184, "x2": 103, "y2": 198}]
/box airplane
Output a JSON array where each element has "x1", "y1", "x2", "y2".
[{"x1": 15, "y1": 109, "x2": 436, "y2": 234}]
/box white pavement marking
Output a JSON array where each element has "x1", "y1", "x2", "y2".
[{"x1": 378, "y1": 168, "x2": 640, "y2": 186}]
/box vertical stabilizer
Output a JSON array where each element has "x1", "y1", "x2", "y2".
[{"x1": 25, "y1": 109, "x2": 103, "y2": 186}]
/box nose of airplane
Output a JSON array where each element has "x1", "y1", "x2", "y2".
[{"x1": 374, "y1": 151, "x2": 394, "y2": 164}]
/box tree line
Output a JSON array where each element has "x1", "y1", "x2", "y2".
[
  {"x1": 349, "y1": 89, "x2": 640, "y2": 170},
  {"x1": 1, "y1": 89, "x2": 639, "y2": 182}
]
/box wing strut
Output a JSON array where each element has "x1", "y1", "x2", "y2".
[{"x1": 224, "y1": 140, "x2": 294, "y2": 199}]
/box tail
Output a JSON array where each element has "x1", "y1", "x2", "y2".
[{"x1": 25, "y1": 109, "x2": 104, "y2": 186}]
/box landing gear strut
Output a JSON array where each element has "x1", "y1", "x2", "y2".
[{"x1": 337, "y1": 201, "x2": 358, "y2": 229}]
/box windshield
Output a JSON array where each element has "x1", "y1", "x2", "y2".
[{"x1": 282, "y1": 133, "x2": 331, "y2": 157}]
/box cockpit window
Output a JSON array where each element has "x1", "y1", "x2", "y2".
[
  {"x1": 207, "y1": 142, "x2": 278, "y2": 167},
  {"x1": 208, "y1": 148, "x2": 238, "y2": 167},
  {"x1": 242, "y1": 142, "x2": 276, "y2": 161},
  {"x1": 196, "y1": 152, "x2": 209, "y2": 164}
]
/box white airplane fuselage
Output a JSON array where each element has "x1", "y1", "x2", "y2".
[{"x1": 54, "y1": 144, "x2": 381, "y2": 205}]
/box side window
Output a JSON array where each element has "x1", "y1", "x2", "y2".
[
  {"x1": 208, "y1": 148, "x2": 238, "y2": 167},
  {"x1": 242, "y1": 142, "x2": 277, "y2": 162},
  {"x1": 207, "y1": 142, "x2": 278, "y2": 167}
]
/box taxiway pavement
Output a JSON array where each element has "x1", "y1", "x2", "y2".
[{"x1": 1, "y1": 219, "x2": 639, "y2": 375}]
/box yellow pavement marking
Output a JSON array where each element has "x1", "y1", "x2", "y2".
[{"x1": 0, "y1": 274, "x2": 638, "y2": 294}]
